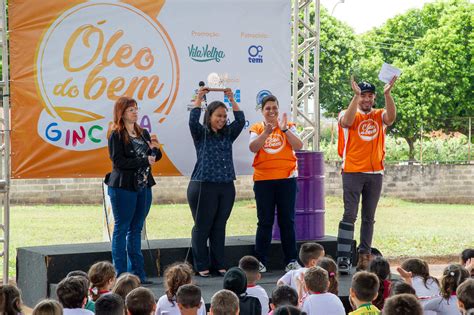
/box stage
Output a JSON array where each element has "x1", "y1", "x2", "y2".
[{"x1": 17, "y1": 235, "x2": 357, "y2": 308}]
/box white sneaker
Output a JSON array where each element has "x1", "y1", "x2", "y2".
[
  {"x1": 285, "y1": 261, "x2": 301, "y2": 272},
  {"x1": 258, "y1": 261, "x2": 267, "y2": 273}
]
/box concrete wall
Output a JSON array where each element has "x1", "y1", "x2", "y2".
[{"x1": 10, "y1": 163, "x2": 474, "y2": 204}]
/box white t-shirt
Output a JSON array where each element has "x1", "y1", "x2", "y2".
[
  {"x1": 422, "y1": 296, "x2": 461, "y2": 315},
  {"x1": 155, "y1": 294, "x2": 206, "y2": 315},
  {"x1": 246, "y1": 285, "x2": 270, "y2": 315},
  {"x1": 63, "y1": 309, "x2": 94, "y2": 315},
  {"x1": 301, "y1": 293, "x2": 345, "y2": 315},
  {"x1": 412, "y1": 276, "x2": 440, "y2": 297},
  {"x1": 278, "y1": 267, "x2": 307, "y2": 291}
]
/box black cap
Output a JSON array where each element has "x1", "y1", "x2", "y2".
[
  {"x1": 358, "y1": 81, "x2": 376, "y2": 93},
  {"x1": 223, "y1": 267, "x2": 247, "y2": 295}
]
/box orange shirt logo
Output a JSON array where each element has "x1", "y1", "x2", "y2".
[
  {"x1": 263, "y1": 133, "x2": 286, "y2": 154},
  {"x1": 358, "y1": 119, "x2": 379, "y2": 141}
]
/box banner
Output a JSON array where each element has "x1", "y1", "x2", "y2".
[{"x1": 10, "y1": 0, "x2": 291, "y2": 178}]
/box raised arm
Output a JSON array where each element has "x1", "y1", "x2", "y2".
[
  {"x1": 188, "y1": 87, "x2": 209, "y2": 140},
  {"x1": 383, "y1": 76, "x2": 397, "y2": 126},
  {"x1": 249, "y1": 123, "x2": 274, "y2": 153},
  {"x1": 340, "y1": 77, "x2": 361, "y2": 128},
  {"x1": 225, "y1": 88, "x2": 246, "y2": 141},
  {"x1": 280, "y1": 113, "x2": 303, "y2": 150}
]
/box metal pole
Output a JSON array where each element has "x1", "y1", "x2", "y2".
[
  {"x1": 1, "y1": 0, "x2": 11, "y2": 283},
  {"x1": 313, "y1": 0, "x2": 321, "y2": 151},
  {"x1": 291, "y1": 1, "x2": 299, "y2": 124},
  {"x1": 468, "y1": 117, "x2": 472, "y2": 163}
]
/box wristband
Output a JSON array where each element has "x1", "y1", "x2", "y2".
[{"x1": 282, "y1": 129, "x2": 288, "y2": 133}]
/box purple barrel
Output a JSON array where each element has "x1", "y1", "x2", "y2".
[{"x1": 273, "y1": 151, "x2": 325, "y2": 240}]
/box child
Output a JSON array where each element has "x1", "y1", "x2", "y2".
[
  {"x1": 33, "y1": 299, "x2": 63, "y2": 315},
  {"x1": 239, "y1": 255, "x2": 270, "y2": 315},
  {"x1": 301, "y1": 266, "x2": 345, "y2": 315},
  {"x1": 269, "y1": 285, "x2": 299, "y2": 315},
  {"x1": 274, "y1": 305, "x2": 307, "y2": 315},
  {"x1": 348, "y1": 271, "x2": 380, "y2": 315},
  {"x1": 423, "y1": 264, "x2": 469, "y2": 315},
  {"x1": 382, "y1": 294, "x2": 422, "y2": 315},
  {"x1": 95, "y1": 293, "x2": 124, "y2": 315},
  {"x1": 210, "y1": 289, "x2": 240, "y2": 315},
  {"x1": 126, "y1": 287, "x2": 156, "y2": 315},
  {"x1": 0, "y1": 285, "x2": 23, "y2": 315},
  {"x1": 456, "y1": 278, "x2": 474, "y2": 314},
  {"x1": 317, "y1": 257, "x2": 339, "y2": 295},
  {"x1": 56, "y1": 276, "x2": 94, "y2": 315},
  {"x1": 399, "y1": 258, "x2": 439, "y2": 298},
  {"x1": 460, "y1": 249, "x2": 474, "y2": 278},
  {"x1": 369, "y1": 257, "x2": 391, "y2": 310},
  {"x1": 112, "y1": 273, "x2": 141, "y2": 301},
  {"x1": 176, "y1": 284, "x2": 203, "y2": 315},
  {"x1": 389, "y1": 281, "x2": 416, "y2": 296},
  {"x1": 223, "y1": 267, "x2": 261, "y2": 315},
  {"x1": 278, "y1": 243, "x2": 325, "y2": 291},
  {"x1": 88, "y1": 261, "x2": 116, "y2": 302},
  {"x1": 67, "y1": 270, "x2": 95, "y2": 312},
  {"x1": 155, "y1": 263, "x2": 206, "y2": 315}
]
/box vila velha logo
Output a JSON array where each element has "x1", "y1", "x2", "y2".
[
  {"x1": 188, "y1": 44, "x2": 225, "y2": 62},
  {"x1": 35, "y1": 2, "x2": 180, "y2": 151}
]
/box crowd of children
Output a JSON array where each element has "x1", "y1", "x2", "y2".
[{"x1": 1, "y1": 246, "x2": 473, "y2": 315}]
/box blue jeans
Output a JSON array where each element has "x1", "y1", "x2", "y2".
[
  {"x1": 254, "y1": 178, "x2": 298, "y2": 265},
  {"x1": 108, "y1": 186, "x2": 152, "y2": 281}
]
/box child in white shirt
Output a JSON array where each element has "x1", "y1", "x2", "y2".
[
  {"x1": 155, "y1": 263, "x2": 206, "y2": 315},
  {"x1": 239, "y1": 255, "x2": 269, "y2": 315},
  {"x1": 278, "y1": 242, "x2": 325, "y2": 298},
  {"x1": 301, "y1": 266, "x2": 345, "y2": 315}
]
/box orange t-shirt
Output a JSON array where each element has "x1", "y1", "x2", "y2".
[
  {"x1": 337, "y1": 109, "x2": 386, "y2": 173},
  {"x1": 250, "y1": 122, "x2": 298, "y2": 181}
]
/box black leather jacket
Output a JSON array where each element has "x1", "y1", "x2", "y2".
[{"x1": 104, "y1": 129, "x2": 161, "y2": 191}]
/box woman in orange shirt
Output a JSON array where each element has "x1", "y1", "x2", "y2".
[{"x1": 249, "y1": 95, "x2": 303, "y2": 272}]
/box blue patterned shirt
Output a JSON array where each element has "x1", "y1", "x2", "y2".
[{"x1": 189, "y1": 107, "x2": 245, "y2": 183}]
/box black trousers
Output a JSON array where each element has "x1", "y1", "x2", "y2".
[
  {"x1": 254, "y1": 178, "x2": 298, "y2": 265},
  {"x1": 339, "y1": 172, "x2": 383, "y2": 254},
  {"x1": 187, "y1": 181, "x2": 235, "y2": 272}
]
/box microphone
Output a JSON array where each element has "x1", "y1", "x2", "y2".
[{"x1": 198, "y1": 81, "x2": 207, "y2": 106}]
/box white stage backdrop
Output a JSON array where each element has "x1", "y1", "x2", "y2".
[{"x1": 10, "y1": 0, "x2": 291, "y2": 177}]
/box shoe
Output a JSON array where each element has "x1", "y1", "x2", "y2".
[
  {"x1": 197, "y1": 271, "x2": 210, "y2": 278},
  {"x1": 141, "y1": 279, "x2": 154, "y2": 286},
  {"x1": 217, "y1": 269, "x2": 227, "y2": 277},
  {"x1": 356, "y1": 253, "x2": 372, "y2": 271},
  {"x1": 285, "y1": 261, "x2": 301, "y2": 272},
  {"x1": 258, "y1": 261, "x2": 267, "y2": 273},
  {"x1": 337, "y1": 257, "x2": 352, "y2": 275}
]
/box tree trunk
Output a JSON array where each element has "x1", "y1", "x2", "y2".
[{"x1": 405, "y1": 137, "x2": 416, "y2": 161}]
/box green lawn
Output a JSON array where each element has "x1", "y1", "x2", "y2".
[{"x1": 7, "y1": 196, "x2": 474, "y2": 276}]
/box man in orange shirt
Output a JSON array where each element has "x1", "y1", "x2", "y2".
[{"x1": 336, "y1": 76, "x2": 397, "y2": 273}]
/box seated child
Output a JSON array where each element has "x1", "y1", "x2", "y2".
[
  {"x1": 317, "y1": 257, "x2": 339, "y2": 295},
  {"x1": 95, "y1": 293, "x2": 124, "y2": 315},
  {"x1": 176, "y1": 284, "x2": 203, "y2": 315},
  {"x1": 0, "y1": 285, "x2": 23, "y2": 315},
  {"x1": 423, "y1": 264, "x2": 469, "y2": 315},
  {"x1": 301, "y1": 266, "x2": 345, "y2": 315},
  {"x1": 278, "y1": 243, "x2": 325, "y2": 294},
  {"x1": 224, "y1": 267, "x2": 261, "y2": 315},
  {"x1": 210, "y1": 289, "x2": 239, "y2": 315},
  {"x1": 239, "y1": 255, "x2": 270, "y2": 315},
  {"x1": 456, "y1": 278, "x2": 474, "y2": 315},
  {"x1": 369, "y1": 257, "x2": 391, "y2": 310},
  {"x1": 156, "y1": 263, "x2": 206, "y2": 315},
  {"x1": 348, "y1": 271, "x2": 380, "y2": 315},
  {"x1": 274, "y1": 305, "x2": 306, "y2": 315},
  {"x1": 382, "y1": 294, "x2": 422, "y2": 315},
  {"x1": 56, "y1": 276, "x2": 94, "y2": 315},
  {"x1": 88, "y1": 261, "x2": 116, "y2": 302},
  {"x1": 389, "y1": 281, "x2": 416, "y2": 297},
  {"x1": 126, "y1": 287, "x2": 156, "y2": 315},
  {"x1": 269, "y1": 285, "x2": 299, "y2": 315},
  {"x1": 111, "y1": 273, "x2": 141, "y2": 301},
  {"x1": 32, "y1": 299, "x2": 63, "y2": 315}
]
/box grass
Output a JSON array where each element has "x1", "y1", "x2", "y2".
[{"x1": 6, "y1": 196, "x2": 474, "y2": 276}]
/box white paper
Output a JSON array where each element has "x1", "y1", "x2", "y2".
[{"x1": 378, "y1": 63, "x2": 402, "y2": 83}]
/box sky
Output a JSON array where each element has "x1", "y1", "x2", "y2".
[{"x1": 320, "y1": 0, "x2": 439, "y2": 34}]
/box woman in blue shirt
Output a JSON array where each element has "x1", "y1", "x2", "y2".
[{"x1": 188, "y1": 87, "x2": 245, "y2": 277}]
